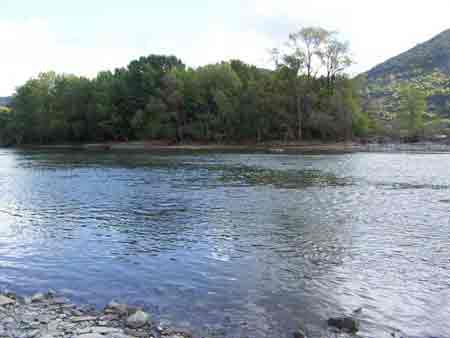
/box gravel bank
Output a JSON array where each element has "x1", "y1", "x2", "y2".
[{"x1": 0, "y1": 291, "x2": 192, "y2": 338}]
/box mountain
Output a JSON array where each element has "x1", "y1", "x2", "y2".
[
  {"x1": 0, "y1": 97, "x2": 12, "y2": 107},
  {"x1": 365, "y1": 29, "x2": 450, "y2": 118}
]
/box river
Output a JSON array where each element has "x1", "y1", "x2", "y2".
[{"x1": 0, "y1": 149, "x2": 449, "y2": 338}]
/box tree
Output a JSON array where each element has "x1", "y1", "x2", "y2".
[
  {"x1": 398, "y1": 85, "x2": 426, "y2": 137},
  {"x1": 320, "y1": 34, "x2": 353, "y2": 88},
  {"x1": 275, "y1": 27, "x2": 330, "y2": 140},
  {"x1": 3, "y1": 42, "x2": 360, "y2": 146},
  {"x1": 288, "y1": 27, "x2": 330, "y2": 80}
]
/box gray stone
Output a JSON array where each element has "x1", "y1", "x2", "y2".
[
  {"x1": 77, "y1": 334, "x2": 104, "y2": 338},
  {"x1": 149, "y1": 328, "x2": 162, "y2": 338},
  {"x1": 106, "y1": 302, "x2": 129, "y2": 315},
  {"x1": 76, "y1": 328, "x2": 93, "y2": 335},
  {"x1": 99, "y1": 315, "x2": 117, "y2": 321},
  {"x1": 31, "y1": 293, "x2": 46, "y2": 303},
  {"x1": 97, "y1": 321, "x2": 110, "y2": 326},
  {"x1": 47, "y1": 289, "x2": 57, "y2": 296},
  {"x1": 47, "y1": 319, "x2": 61, "y2": 333},
  {"x1": 124, "y1": 328, "x2": 145, "y2": 337},
  {"x1": 50, "y1": 297, "x2": 68, "y2": 305},
  {"x1": 327, "y1": 316, "x2": 360, "y2": 333},
  {"x1": 70, "y1": 309, "x2": 84, "y2": 316},
  {"x1": 91, "y1": 327, "x2": 123, "y2": 334},
  {"x1": 0, "y1": 295, "x2": 15, "y2": 307},
  {"x1": 24, "y1": 329, "x2": 40, "y2": 338},
  {"x1": 37, "y1": 315, "x2": 52, "y2": 324},
  {"x1": 72, "y1": 316, "x2": 97, "y2": 323},
  {"x1": 125, "y1": 310, "x2": 150, "y2": 328},
  {"x1": 293, "y1": 328, "x2": 307, "y2": 338},
  {"x1": 105, "y1": 334, "x2": 135, "y2": 338}
]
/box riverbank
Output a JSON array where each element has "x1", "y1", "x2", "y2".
[
  {"x1": 0, "y1": 291, "x2": 192, "y2": 338},
  {"x1": 18, "y1": 141, "x2": 361, "y2": 154},
  {"x1": 16, "y1": 140, "x2": 450, "y2": 154},
  {"x1": 0, "y1": 290, "x2": 363, "y2": 338}
]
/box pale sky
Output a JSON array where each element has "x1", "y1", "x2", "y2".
[{"x1": 1, "y1": 0, "x2": 450, "y2": 95}]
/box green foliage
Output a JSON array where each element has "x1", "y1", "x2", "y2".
[
  {"x1": 1, "y1": 28, "x2": 361, "y2": 145},
  {"x1": 0, "y1": 106, "x2": 10, "y2": 114},
  {"x1": 365, "y1": 29, "x2": 450, "y2": 134},
  {"x1": 353, "y1": 111, "x2": 370, "y2": 137},
  {"x1": 398, "y1": 85, "x2": 427, "y2": 136}
]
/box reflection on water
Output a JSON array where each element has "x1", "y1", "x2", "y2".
[{"x1": 0, "y1": 150, "x2": 450, "y2": 337}]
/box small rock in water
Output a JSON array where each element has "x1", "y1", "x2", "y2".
[
  {"x1": 293, "y1": 328, "x2": 307, "y2": 338},
  {"x1": 107, "y1": 301, "x2": 130, "y2": 315},
  {"x1": 126, "y1": 310, "x2": 150, "y2": 328},
  {"x1": 150, "y1": 328, "x2": 162, "y2": 338},
  {"x1": 0, "y1": 294, "x2": 15, "y2": 306},
  {"x1": 47, "y1": 289, "x2": 57, "y2": 296},
  {"x1": 327, "y1": 316, "x2": 360, "y2": 333},
  {"x1": 353, "y1": 307, "x2": 363, "y2": 314}
]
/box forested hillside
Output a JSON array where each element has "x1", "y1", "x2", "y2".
[
  {"x1": 0, "y1": 27, "x2": 367, "y2": 146},
  {"x1": 364, "y1": 29, "x2": 450, "y2": 138}
]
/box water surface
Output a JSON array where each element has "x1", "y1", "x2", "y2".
[{"x1": 0, "y1": 149, "x2": 449, "y2": 338}]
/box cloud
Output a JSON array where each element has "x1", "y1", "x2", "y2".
[
  {"x1": 2, "y1": 1, "x2": 450, "y2": 95},
  {"x1": 241, "y1": 0, "x2": 450, "y2": 74},
  {"x1": 0, "y1": 17, "x2": 275, "y2": 95},
  {"x1": 175, "y1": 25, "x2": 274, "y2": 69},
  {"x1": 0, "y1": 18, "x2": 140, "y2": 95}
]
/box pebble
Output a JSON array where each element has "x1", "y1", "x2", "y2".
[
  {"x1": 126, "y1": 310, "x2": 150, "y2": 328},
  {"x1": 327, "y1": 316, "x2": 360, "y2": 333},
  {"x1": 106, "y1": 302, "x2": 130, "y2": 316},
  {"x1": 0, "y1": 292, "x2": 192, "y2": 338},
  {"x1": 91, "y1": 326, "x2": 123, "y2": 334},
  {"x1": 72, "y1": 316, "x2": 98, "y2": 323},
  {"x1": 77, "y1": 333, "x2": 104, "y2": 338},
  {"x1": 293, "y1": 328, "x2": 307, "y2": 338},
  {"x1": 0, "y1": 295, "x2": 15, "y2": 307},
  {"x1": 107, "y1": 334, "x2": 135, "y2": 338},
  {"x1": 31, "y1": 293, "x2": 46, "y2": 303}
]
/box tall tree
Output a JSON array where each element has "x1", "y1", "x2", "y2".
[
  {"x1": 320, "y1": 34, "x2": 353, "y2": 88},
  {"x1": 288, "y1": 27, "x2": 330, "y2": 80},
  {"x1": 398, "y1": 85, "x2": 426, "y2": 137}
]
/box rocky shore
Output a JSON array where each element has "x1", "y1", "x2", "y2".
[
  {"x1": 0, "y1": 290, "x2": 364, "y2": 338},
  {"x1": 0, "y1": 291, "x2": 192, "y2": 338}
]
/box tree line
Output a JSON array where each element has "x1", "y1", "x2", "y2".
[{"x1": 0, "y1": 27, "x2": 370, "y2": 146}]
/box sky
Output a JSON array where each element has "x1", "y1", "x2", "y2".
[{"x1": 1, "y1": 0, "x2": 450, "y2": 95}]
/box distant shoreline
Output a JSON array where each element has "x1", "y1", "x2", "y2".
[
  {"x1": 11, "y1": 141, "x2": 360, "y2": 153},
  {"x1": 11, "y1": 140, "x2": 450, "y2": 154}
]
